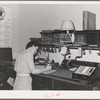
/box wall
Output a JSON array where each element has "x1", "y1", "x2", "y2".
[{"x1": 19, "y1": 4, "x2": 100, "y2": 52}]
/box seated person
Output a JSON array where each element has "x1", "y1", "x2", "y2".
[{"x1": 13, "y1": 43, "x2": 51, "y2": 90}]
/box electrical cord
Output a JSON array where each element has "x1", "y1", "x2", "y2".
[{"x1": 66, "y1": 59, "x2": 74, "y2": 69}]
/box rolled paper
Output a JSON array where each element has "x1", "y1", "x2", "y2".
[
  {"x1": 44, "y1": 47, "x2": 46, "y2": 52},
  {"x1": 52, "y1": 48, "x2": 55, "y2": 53},
  {"x1": 58, "y1": 46, "x2": 61, "y2": 52},
  {"x1": 51, "y1": 48, "x2": 54, "y2": 53},
  {"x1": 54, "y1": 47, "x2": 56, "y2": 53},
  {"x1": 50, "y1": 48, "x2": 52, "y2": 52},
  {"x1": 43, "y1": 47, "x2": 45, "y2": 52}
]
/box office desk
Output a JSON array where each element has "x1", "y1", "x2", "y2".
[{"x1": 31, "y1": 69, "x2": 95, "y2": 90}]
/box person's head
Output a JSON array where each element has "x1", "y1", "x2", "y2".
[
  {"x1": 26, "y1": 41, "x2": 42, "y2": 55},
  {"x1": 27, "y1": 45, "x2": 38, "y2": 55},
  {"x1": 26, "y1": 41, "x2": 39, "y2": 49}
]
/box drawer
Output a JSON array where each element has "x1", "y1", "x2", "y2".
[
  {"x1": 32, "y1": 75, "x2": 54, "y2": 89},
  {"x1": 54, "y1": 80, "x2": 93, "y2": 90}
]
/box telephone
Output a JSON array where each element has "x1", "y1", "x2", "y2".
[
  {"x1": 60, "y1": 59, "x2": 100, "y2": 83},
  {"x1": 74, "y1": 66, "x2": 96, "y2": 76},
  {"x1": 60, "y1": 59, "x2": 76, "y2": 70},
  {"x1": 72, "y1": 65, "x2": 97, "y2": 81}
]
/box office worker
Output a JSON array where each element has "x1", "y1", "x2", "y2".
[{"x1": 13, "y1": 43, "x2": 51, "y2": 90}]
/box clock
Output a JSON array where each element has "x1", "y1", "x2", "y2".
[{"x1": 0, "y1": 7, "x2": 5, "y2": 20}]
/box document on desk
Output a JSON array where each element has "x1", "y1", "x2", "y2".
[
  {"x1": 42, "y1": 70, "x2": 56, "y2": 74},
  {"x1": 35, "y1": 65, "x2": 45, "y2": 69},
  {"x1": 7, "y1": 77, "x2": 14, "y2": 87}
]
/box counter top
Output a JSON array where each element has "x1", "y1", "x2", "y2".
[{"x1": 31, "y1": 68, "x2": 93, "y2": 87}]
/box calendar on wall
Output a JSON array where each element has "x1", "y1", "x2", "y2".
[{"x1": 0, "y1": 6, "x2": 11, "y2": 47}]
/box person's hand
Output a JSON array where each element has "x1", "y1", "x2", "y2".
[
  {"x1": 46, "y1": 64, "x2": 52, "y2": 70},
  {"x1": 42, "y1": 64, "x2": 52, "y2": 72}
]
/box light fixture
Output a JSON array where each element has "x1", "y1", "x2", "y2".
[
  {"x1": 60, "y1": 20, "x2": 75, "y2": 30},
  {"x1": 60, "y1": 20, "x2": 75, "y2": 43}
]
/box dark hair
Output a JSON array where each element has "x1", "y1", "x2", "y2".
[{"x1": 26, "y1": 41, "x2": 42, "y2": 49}]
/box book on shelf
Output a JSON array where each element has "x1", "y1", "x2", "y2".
[{"x1": 83, "y1": 11, "x2": 96, "y2": 30}]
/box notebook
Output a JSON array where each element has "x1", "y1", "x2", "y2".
[{"x1": 42, "y1": 69, "x2": 56, "y2": 74}]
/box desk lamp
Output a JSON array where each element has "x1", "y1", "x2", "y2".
[
  {"x1": 60, "y1": 20, "x2": 75, "y2": 69},
  {"x1": 60, "y1": 20, "x2": 75, "y2": 58},
  {"x1": 60, "y1": 20, "x2": 75, "y2": 43}
]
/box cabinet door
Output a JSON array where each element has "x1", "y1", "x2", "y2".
[
  {"x1": 86, "y1": 32, "x2": 97, "y2": 46},
  {"x1": 0, "y1": 67, "x2": 13, "y2": 90},
  {"x1": 54, "y1": 80, "x2": 93, "y2": 90},
  {"x1": 32, "y1": 75, "x2": 54, "y2": 90},
  {"x1": 75, "y1": 30, "x2": 100, "y2": 47}
]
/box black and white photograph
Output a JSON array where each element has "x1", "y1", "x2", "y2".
[{"x1": 0, "y1": 1, "x2": 100, "y2": 99}]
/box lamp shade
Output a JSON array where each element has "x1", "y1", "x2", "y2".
[{"x1": 60, "y1": 20, "x2": 75, "y2": 30}]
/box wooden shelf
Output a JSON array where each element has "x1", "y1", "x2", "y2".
[{"x1": 29, "y1": 30, "x2": 100, "y2": 50}]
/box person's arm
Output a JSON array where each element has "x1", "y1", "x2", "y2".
[{"x1": 26, "y1": 58, "x2": 51, "y2": 74}]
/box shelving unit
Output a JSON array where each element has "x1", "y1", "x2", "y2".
[{"x1": 29, "y1": 30, "x2": 100, "y2": 51}]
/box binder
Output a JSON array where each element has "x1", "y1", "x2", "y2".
[{"x1": 83, "y1": 11, "x2": 96, "y2": 30}]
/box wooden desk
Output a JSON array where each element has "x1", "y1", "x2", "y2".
[{"x1": 31, "y1": 69, "x2": 94, "y2": 90}]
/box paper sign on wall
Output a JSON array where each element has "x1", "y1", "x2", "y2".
[{"x1": 0, "y1": 6, "x2": 11, "y2": 47}]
